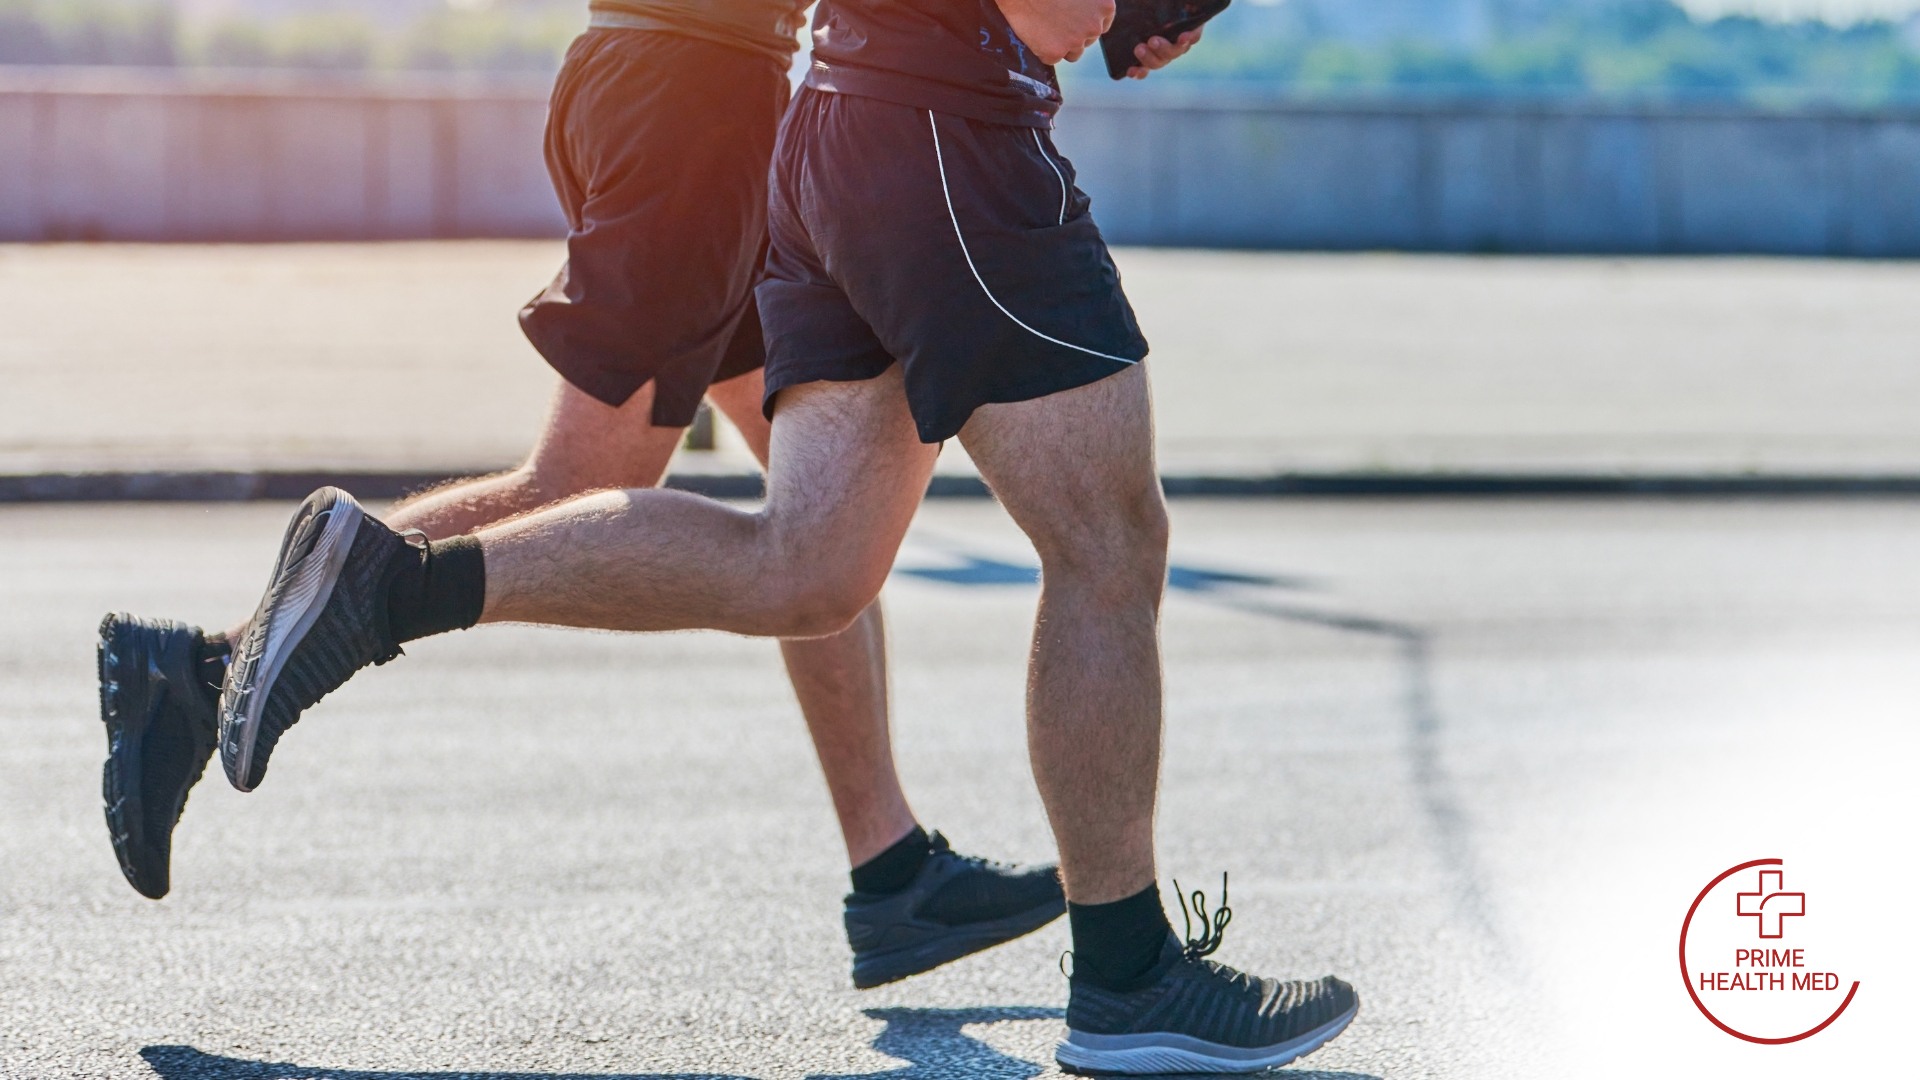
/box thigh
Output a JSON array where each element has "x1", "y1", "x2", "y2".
[
  {"x1": 706, "y1": 368, "x2": 774, "y2": 467},
  {"x1": 523, "y1": 377, "x2": 688, "y2": 494},
  {"x1": 763, "y1": 366, "x2": 941, "y2": 587},
  {"x1": 958, "y1": 364, "x2": 1164, "y2": 557}
]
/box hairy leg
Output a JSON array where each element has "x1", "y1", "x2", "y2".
[
  {"x1": 230, "y1": 369, "x2": 923, "y2": 866},
  {"x1": 707, "y1": 370, "x2": 917, "y2": 865},
  {"x1": 221, "y1": 379, "x2": 682, "y2": 643},
  {"x1": 957, "y1": 365, "x2": 1169, "y2": 904},
  {"x1": 387, "y1": 379, "x2": 685, "y2": 538},
  {"x1": 478, "y1": 365, "x2": 940, "y2": 637}
]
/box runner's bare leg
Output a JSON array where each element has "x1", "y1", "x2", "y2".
[
  {"x1": 707, "y1": 370, "x2": 917, "y2": 864},
  {"x1": 313, "y1": 372, "x2": 916, "y2": 866},
  {"x1": 958, "y1": 365, "x2": 1168, "y2": 904},
  {"x1": 471, "y1": 363, "x2": 1165, "y2": 901},
  {"x1": 380, "y1": 379, "x2": 685, "y2": 536},
  {"x1": 477, "y1": 367, "x2": 938, "y2": 643}
]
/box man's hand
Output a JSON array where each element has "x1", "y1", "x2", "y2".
[
  {"x1": 1123, "y1": 26, "x2": 1201, "y2": 79},
  {"x1": 998, "y1": 0, "x2": 1116, "y2": 65}
]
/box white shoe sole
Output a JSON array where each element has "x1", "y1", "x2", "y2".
[
  {"x1": 222, "y1": 490, "x2": 364, "y2": 792},
  {"x1": 1057, "y1": 1000, "x2": 1358, "y2": 1075}
]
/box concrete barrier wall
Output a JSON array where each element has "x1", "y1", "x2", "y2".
[
  {"x1": 1054, "y1": 93, "x2": 1920, "y2": 255},
  {"x1": 3, "y1": 70, "x2": 1918, "y2": 254},
  {"x1": 0, "y1": 69, "x2": 563, "y2": 242}
]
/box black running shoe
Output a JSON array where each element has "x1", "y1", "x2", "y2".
[
  {"x1": 221, "y1": 487, "x2": 410, "y2": 793},
  {"x1": 98, "y1": 614, "x2": 222, "y2": 900},
  {"x1": 1058, "y1": 878, "x2": 1360, "y2": 1075},
  {"x1": 845, "y1": 832, "x2": 1066, "y2": 989}
]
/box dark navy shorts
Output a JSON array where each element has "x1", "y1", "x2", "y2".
[
  {"x1": 757, "y1": 88, "x2": 1150, "y2": 444},
  {"x1": 519, "y1": 30, "x2": 789, "y2": 428}
]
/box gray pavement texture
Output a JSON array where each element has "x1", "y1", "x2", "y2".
[
  {"x1": 3, "y1": 499, "x2": 1915, "y2": 1078},
  {"x1": 7, "y1": 244, "x2": 1920, "y2": 482}
]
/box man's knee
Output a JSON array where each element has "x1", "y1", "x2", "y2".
[
  {"x1": 753, "y1": 522, "x2": 892, "y2": 638},
  {"x1": 1033, "y1": 484, "x2": 1170, "y2": 598},
  {"x1": 1116, "y1": 489, "x2": 1172, "y2": 591},
  {"x1": 767, "y1": 566, "x2": 886, "y2": 639}
]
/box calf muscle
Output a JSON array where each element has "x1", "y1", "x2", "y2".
[
  {"x1": 960, "y1": 365, "x2": 1169, "y2": 904},
  {"x1": 708, "y1": 370, "x2": 918, "y2": 864}
]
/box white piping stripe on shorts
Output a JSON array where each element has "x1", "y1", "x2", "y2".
[
  {"x1": 1032, "y1": 129, "x2": 1067, "y2": 225},
  {"x1": 927, "y1": 111, "x2": 1137, "y2": 367}
]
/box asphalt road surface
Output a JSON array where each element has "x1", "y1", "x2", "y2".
[{"x1": 2, "y1": 499, "x2": 1914, "y2": 1079}]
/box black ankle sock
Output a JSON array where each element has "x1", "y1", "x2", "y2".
[
  {"x1": 194, "y1": 634, "x2": 232, "y2": 710},
  {"x1": 1068, "y1": 883, "x2": 1174, "y2": 991},
  {"x1": 386, "y1": 534, "x2": 487, "y2": 645},
  {"x1": 850, "y1": 825, "x2": 932, "y2": 895}
]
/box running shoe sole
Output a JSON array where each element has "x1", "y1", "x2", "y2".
[
  {"x1": 98, "y1": 613, "x2": 215, "y2": 900},
  {"x1": 852, "y1": 893, "x2": 1066, "y2": 989},
  {"x1": 1057, "y1": 998, "x2": 1360, "y2": 1076},
  {"x1": 221, "y1": 489, "x2": 365, "y2": 792},
  {"x1": 100, "y1": 614, "x2": 162, "y2": 896}
]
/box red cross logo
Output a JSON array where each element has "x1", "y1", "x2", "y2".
[{"x1": 1736, "y1": 870, "x2": 1806, "y2": 939}]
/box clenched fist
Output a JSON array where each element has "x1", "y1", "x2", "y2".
[{"x1": 997, "y1": 0, "x2": 1116, "y2": 65}]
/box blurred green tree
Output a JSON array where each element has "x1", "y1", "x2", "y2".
[
  {"x1": 196, "y1": 19, "x2": 275, "y2": 69},
  {"x1": 272, "y1": 15, "x2": 378, "y2": 71},
  {"x1": 0, "y1": 1, "x2": 176, "y2": 66},
  {"x1": 1071, "y1": 0, "x2": 1920, "y2": 106},
  {"x1": 0, "y1": 0, "x2": 1916, "y2": 106},
  {"x1": 401, "y1": 10, "x2": 573, "y2": 73}
]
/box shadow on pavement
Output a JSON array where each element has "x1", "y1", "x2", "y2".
[
  {"x1": 139, "y1": 1042, "x2": 751, "y2": 1080},
  {"x1": 141, "y1": 1007, "x2": 1057, "y2": 1080},
  {"x1": 139, "y1": 1007, "x2": 1053, "y2": 1079},
  {"x1": 140, "y1": 1006, "x2": 1379, "y2": 1079},
  {"x1": 809, "y1": 1006, "x2": 1057, "y2": 1080},
  {"x1": 896, "y1": 550, "x2": 1317, "y2": 596}
]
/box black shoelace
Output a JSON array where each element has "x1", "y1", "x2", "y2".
[
  {"x1": 1174, "y1": 873, "x2": 1232, "y2": 961},
  {"x1": 1057, "y1": 873, "x2": 1235, "y2": 982}
]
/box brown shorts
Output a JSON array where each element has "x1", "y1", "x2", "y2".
[{"x1": 519, "y1": 29, "x2": 790, "y2": 427}]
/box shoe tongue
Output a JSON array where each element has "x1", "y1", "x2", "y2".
[
  {"x1": 1115, "y1": 935, "x2": 1191, "y2": 990},
  {"x1": 1168, "y1": 933, "x2": 1244, "y2": 981},
  {"x1": 1153, "y1": 932, "x2": 1189, "y2": 974}
]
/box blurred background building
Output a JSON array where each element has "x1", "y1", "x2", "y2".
[
  {"x1": 3, "y1": 0, "x2": 1919, "y2": 250},
  {"x1": 0, "y1": 0, "x2": 578, "y2": 72}
]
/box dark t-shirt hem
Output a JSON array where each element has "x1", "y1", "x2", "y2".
[{"x1": 805, "y1": 64, "x2": 1058, "y2": 129}]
